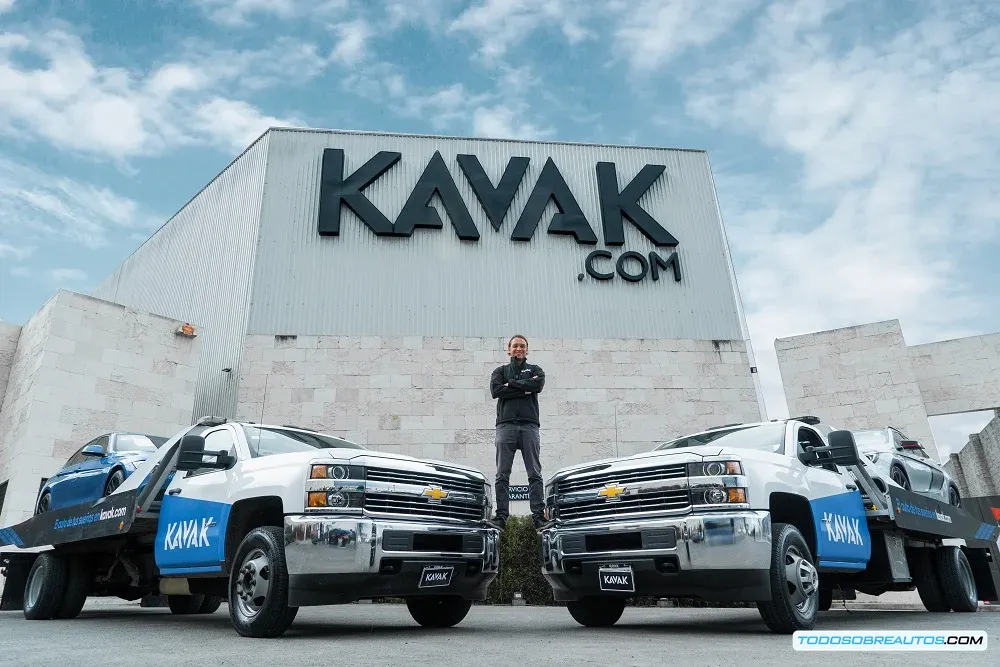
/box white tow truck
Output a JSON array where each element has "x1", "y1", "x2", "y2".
[
  {"x1": 539, "y1": 416, "x2": 1000, "y2": 632},
  {"x1": 0, "y1": 417, "x2": 500, "y2": 638}
]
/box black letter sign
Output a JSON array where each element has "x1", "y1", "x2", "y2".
[
  {"x1": 457, "y1": 154, "x2": 529, "y2": 232},
  {"x1": 318, "y1": 148, "x2": 399, "y2": 236},
  {"x1": 512, "y1": 158, "x2": 598, "y2": 244},
  {"x1": 394, "y1": 151, "x2": 480, "y2": 240},
  {"x1": 596, "y1": 162, "x2": 678, "y2": 247}
]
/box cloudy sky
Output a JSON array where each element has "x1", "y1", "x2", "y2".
[{"x1": 1, "y1": 0, "x2": 997, "y2": 457}]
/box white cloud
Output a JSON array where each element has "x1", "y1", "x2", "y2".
[
  {"x1": 610, "y1": 0, "x2": 761, "y2": 72},
  {"x1": 330, "y1": 19, "x2": 373, "y2": 65},
  {"x1": 49, "y1": 268, "x2": 87, "y2": 283},
  {"x1": 191, "y1": 97, "x2": 302, "y2": 152},
  {"x1": 0, "y1": 157, "x2": 161, "y2": 249},
  {"x1": 193, "y1": 0, "x2": 349, "y2": 26},
  {"x1": 0, "y1": 28, "x2": 309, "y2": 161},
  {"x1": 472, "y1": 104, "x2": 552, "y2": 140},
  {"x1": 683, "y1": 0, "x2": 1000, "y2": 444},
  {"x1": 0, "y1": 240, "x2": 31, "y2": 260},
  {"x1": 449, "y1": 0, "x2": 596, "y2": 64},
  {"x1": 0, "y1": 0, "x2": 16, "y2": 13}
]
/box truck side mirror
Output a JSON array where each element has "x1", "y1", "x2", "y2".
[
  {"x1": 826, "y1": 430, "x2": 862, "y2": 467},
  {"x1": 176, "y1": 435, "x2": 207, "y2": 471}
]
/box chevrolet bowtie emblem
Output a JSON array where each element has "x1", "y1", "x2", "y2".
[
  {"x1": 423, "y1": 486, "x2": 449, "y2": 502},
  {"x1": 598, "y1": 484, "x2": 627, "y2": 501}
]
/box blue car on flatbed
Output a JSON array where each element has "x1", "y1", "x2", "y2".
[{"x1": 34, "y1": 432, "x2": 168, "y2": 514}]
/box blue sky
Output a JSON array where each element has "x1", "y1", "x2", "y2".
[{"x1": 1, "y1": 0, "x2": 998, "y2": 457}]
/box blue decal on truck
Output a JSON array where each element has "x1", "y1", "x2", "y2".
[
  {"x1": 154, "y1": 495, "x2": 231, "y2": 575},
  {"x1": 0, "y1": 527, "x2": 24, "y2": 548},
  {"x1": 809, "y1": 490, "x2": 872, "y2": 570}
]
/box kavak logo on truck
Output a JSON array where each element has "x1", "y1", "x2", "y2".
[{"x1": 317, "y1": 148, "x2": 683, "y2": 285}]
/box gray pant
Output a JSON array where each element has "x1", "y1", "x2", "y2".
[{"x1": 495, "y1": 422, "x2": 544, "y2": 519}]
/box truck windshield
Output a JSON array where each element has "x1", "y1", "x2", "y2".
[
  {"x1": 851, "y1": 429, "x2": 893, "y2": 451},
  {"x1": 242, "y1": 425, "x2": 367, "y2": 458},
  {"x1": 654, "y1": 422, "x2": 786, "y2": 454}
]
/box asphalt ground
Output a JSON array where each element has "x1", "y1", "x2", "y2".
[{"x1": 0, "y1": 601, "x2": 996, "y2": 667}]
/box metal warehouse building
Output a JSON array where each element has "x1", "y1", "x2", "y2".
[
  {"x1": 91, "y1": 127, "x2": 766, "y2": 483},
  {"x1": 0, "y1": 128, "x2": 767, "y2": 522}
]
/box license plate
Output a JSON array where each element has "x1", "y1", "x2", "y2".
[
  {"x1": 598, "y1": 565, "x2": 635, "y2": 592},
  {"x1": 418, "y1": 565, "x2": 454, "y2": 588}
]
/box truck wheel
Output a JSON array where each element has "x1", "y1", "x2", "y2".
[
  {"x1": 228, "y1": 526, "x2": 298, "y2": 638},
  {"x1": 168, "y1": 594, "x2": 206, "y2": 614},
  {"x1": 406, "y1": 596, "x2": 473, "y2": 628},
  {"x1": 934, "y1": 546, "x2": 978, "y2": 612},
  {"x1": 566, "y1": 596, "x2": 626, "y2": 627},
  {"x1": 757, "y1": 523, "x2": 819, "y2": 633},
  {"x1": 23, "y1": 553, "x2": 68, "y2": 620},
  {"x1": 907, "y1": 547, "x2": 949, "y2": 612},
  {"x1": 198, "y1": 595, "x2": 225, "y2": 614},
  {"x1": 54, "y1": 558, "x2": 91, "y2": 619}
]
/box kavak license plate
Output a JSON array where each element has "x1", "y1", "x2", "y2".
[
  {"x1": 418, "y1": 565, "x2": 455, "y2": 588},
  {"x1": 598, "y1": 565, "x2": 635, "y2": 592}
]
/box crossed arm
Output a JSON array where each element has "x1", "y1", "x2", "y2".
[{"x1": 490, "y1": 365, "x2": 546, "y2": 398}]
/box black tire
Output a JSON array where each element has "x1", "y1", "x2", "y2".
[
  {"x1": 406, "y1": 596, "x2": 473, "y2": 628},
  {"x1": 35, "y1": 492, "x2": 51, "y2": 515},
  {"x1": 22, "y1": 553, "x2": 68, "y2": 620},
  {"x1": 890, "y1": 465, "x2": 910, "y2": 491},
  {"x1": 198, "y1": 595, "x2": 225, "y2": 614},
  {"x1": 168, "y1": 594, "x2": 205, "y2": 614},
  {"x1": 104, "y1": 469, "x2": 125, "y2": 496},
  {"x1": 907, "y1": 547, "x2": 949, "y2": 612},
  {"x1": 948, "y1": 485, "x2": 962, "y2": 508},
  {"x1": 565, "y1": 596, "x2": 626, "y2": 627},
  {"x1": 54, "y1": 558, "x2": 91, "y2": 619},
  {"x1": 757, "y1": 523, "x2": 819, "y2": 633},
  {"x1": 935, "y1": 546, "x2": 978, "y2": 612},
  {"x1": 228, "y1": 526, "x2": 298, "y2": 638}
]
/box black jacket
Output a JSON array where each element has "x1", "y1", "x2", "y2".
[{"x1": 490, "y1": 358, "x2": 545, "y2": 426}]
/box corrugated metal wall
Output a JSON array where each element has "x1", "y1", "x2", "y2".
[
  {"x1": 248, "y1": 129, "x2": 746, "y2": 340},
  {"x1": 91, "y1": 133, "x2": 270, "y2": 420}
]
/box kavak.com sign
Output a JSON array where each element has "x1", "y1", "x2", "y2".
[{"x1": 316, "y1": 148, "x2": 683, "y2": 285}]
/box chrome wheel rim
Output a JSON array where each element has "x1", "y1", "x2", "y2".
[{"x1": 234, "y1": 548, "x2": 271, "y2": 619}]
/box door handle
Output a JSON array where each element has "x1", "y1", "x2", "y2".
[
  {"x1": 167, "y1": 488, "x2": 182, "y2": 496},
  {"x1": 846, "y1": 484, "x2": 857, "y2": 490}
]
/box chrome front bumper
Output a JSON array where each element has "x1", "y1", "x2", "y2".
[
  {"x1": 540, "y1": 511, "x2": 774, "y2": 601},
  {"x1": 283, "y1": 514, "x2": 501, "y2": 577}
]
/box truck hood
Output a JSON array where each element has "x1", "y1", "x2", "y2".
[
  {"x1": 550, "y1": 445, "x2": 727, "y2": 479},
  {"x1": 316, "y1": 448, "x2": 487, "y2": 479}
]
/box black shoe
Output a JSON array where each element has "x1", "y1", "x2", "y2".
[
  {"x1": 532, "y1": 515, "x2": 545, "y2": 530},
  {"x1": 491, "y1": 515, "x2": 507, "y2": 530}
]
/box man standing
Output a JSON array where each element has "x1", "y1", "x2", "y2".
[{"x1": 490, "y1": 334, "x2": 546, "y2": 529}]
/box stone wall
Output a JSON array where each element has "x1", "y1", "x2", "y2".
[
  {"x1": 0, "y1": 322, "x2": 20, "y2": 408},
  {"x1": 235, "y1": 334, "x2": 763, "y2": 509},
  {"x1": 908, "y1": 335, "x2": 1000, "y2": 417},
  {"x1": 0, "y1": 291, "x2": 202, "y2": 527},
  {"x1": 945, "y1": 411, "x2": 1000, "y2": 497},
  {"x1": 775, "y1": 320, "x2": 939, "y2": 460}
]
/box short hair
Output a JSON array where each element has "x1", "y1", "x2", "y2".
[{"x1": 508, "y1": 334, "x2": 528, "y2": 349}]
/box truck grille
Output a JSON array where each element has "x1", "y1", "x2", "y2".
[
  {"x1": 365, "y1": 467, "x2": 484, "y2": 495},
  {"x1": 363, "y1": 466, "x2": 486, "y2": 522},
  {"x1": 557, "y1": 489, "x2": 691, "y2": 522},
  {"x1": 556, "y1": 463, "x2": 687, "y2": 494}
]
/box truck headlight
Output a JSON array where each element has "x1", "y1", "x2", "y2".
[
  {"x1": 689, "y1": 460, "x2": 743, "y2": 477},
  {"x1": 692, "y1": 487, "x2": 747, "y2": 505},
  {"x1": 305, "y1": 463, "x2": 365, "y2": 512}
]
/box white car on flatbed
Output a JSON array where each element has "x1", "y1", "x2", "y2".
[
  {"x1": 0, "y1": 417, "x2": 500, "y2": 638},
  {"x1": 538, "y1": 416, "x2": 1000, "y2": 633}
]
